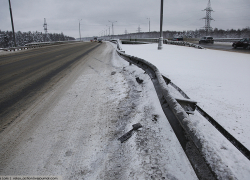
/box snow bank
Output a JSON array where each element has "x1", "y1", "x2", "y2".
[{"x1": 122, "y1": 43, "x2": 250, "y2": 148}]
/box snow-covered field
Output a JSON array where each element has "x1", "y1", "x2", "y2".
[
  {"x1": 121, "y1": 43, "x2": 250, "y2": 179},
  {"x1": 122, "y1": 43, "x2": 250, "y2": 148}
]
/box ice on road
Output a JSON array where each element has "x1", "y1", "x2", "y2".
[{"x1": 0, "y1": 43, "x2": 197, "y2": 179}]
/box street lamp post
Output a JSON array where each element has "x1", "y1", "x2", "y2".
[
  {"x1": 108, "y1": 20, "x2": 117, "y2": 39},
  {"x1": 147, "y1": 18, "x2": 150, "y2": 32},
  {"x1": 106, "y1": 25, "x2": 110, "y2": 37},
  {"x1": 158, "y1": 0, "x2": 164, "y2": 50},
  {"x1": 79, "y1": 19, "x2": 82, "y2": 41},
  {"x1": 8, "y1": 0, "x2": 16, "y2": 47},
  {"x1": 106, "y1": 25, "x2": 110, "y2": 36}
]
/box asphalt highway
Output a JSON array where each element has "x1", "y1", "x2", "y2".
[
  {"x1": 0, "y1": 42, "x2": 100, "y2": 132},
  {"x1": 192, "y1": 41, "x2": 250, "y2": 54}
]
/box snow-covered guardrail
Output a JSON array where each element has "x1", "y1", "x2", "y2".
[
  {"x1": 185, "y1": 38, "x2": 243, "y2": 43},
  {"x1": 164, "y1": 40, "x2": 204, "y2": 49},
  {"x1": 213, "y1": 38, "x2": 242, "y2": 42},
  {"x1": 2, "y1": 41, "x2": 78, "y2": 52},
  {"x1": 120, "y1": 38, "x2": 158, "y2": 44},
  {"x1": 2, "y1": 45, "x2": 45, "y2": 51},
  {"x1": 111, "y1": 39, "x2": 250, "y2": 179},
  {"x1": 120, "y1": 38, "x2": 204, "y2": 49}
]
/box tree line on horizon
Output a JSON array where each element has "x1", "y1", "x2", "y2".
[
  {"x1": 0, "y1": 30, "x2": 75, "y2": 48},
  {"x1": 112, "y1": 27, "x2": 250, "y2": 40}
]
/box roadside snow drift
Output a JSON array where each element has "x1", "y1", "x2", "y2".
[{"x1": 122, "y1": 43, "x2": 250, "y2": 179}]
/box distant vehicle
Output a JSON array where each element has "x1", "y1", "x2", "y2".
[
  {"x1": 199, "y1": 36, "x2": 214, "y2": 44},
  {"x1": 97, "y1": 39, "x2": 103, "y2": 43},
  {"x1": 172, "y1": 37, "x2": 183, "y2": 41},
  {"x1": 232, "y1": 38, "x2": 250, "y2": 49}
]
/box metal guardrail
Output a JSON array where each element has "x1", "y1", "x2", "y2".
[
  {"x1": 2, "y1": 45, "x2": 43, "y2": 51},
  {"x1": 213, "y1": 38, "x2": 242, "y2": 42},
  {"x1": 1, "y1": 41, "x2": 79, "y2": 52},
  {"x1": 121, "y1": 37, "x2": 243, "y2": 45},
  {"x1": 120, "y1": 38, "x2": 159, "y2": 43},
  {"x1": 165, "y1": 77, "x2": 250, "y2": 161},
  {"x1": 120, "y1": 38, "x2": 204, "y2": 49},
  {"x1": 185, "y1": 38, "x2": 242, "y2": 43},
  {"x1": 164, "y1": 40, "x2": 204, "y2": 49}
]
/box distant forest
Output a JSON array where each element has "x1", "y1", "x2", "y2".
[
  {"x1": 0, "y1": 30, "x2": 75, "y2": 48},
  {"x1": 1, "y1": 27, "x2": 250, "y2": 48},
  {"x1": 113, "y1": 27, "x2": 250, "y2": 40}
]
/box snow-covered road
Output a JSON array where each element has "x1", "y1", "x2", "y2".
[{"x1": 0, "y1": 43, "x2": 197, "y2": 179}]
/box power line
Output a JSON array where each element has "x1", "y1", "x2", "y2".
[{"x1": 216, "y1": 4, "x2": 250, "y2": 11}]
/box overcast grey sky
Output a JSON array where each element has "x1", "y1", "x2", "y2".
[{"x1": 1, "y1": 0, "x2": 249, "y2": 38}]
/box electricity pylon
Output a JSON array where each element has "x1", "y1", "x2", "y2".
[
  {"x1": 137, "y1": 25, "x2": 141, "y2": 33},
  {"x1": 43, "y1": 18, "x2": 51, "y2": 42},
  {"x1": 202, "y1": 0, "x2": 214, "y2": 36}
]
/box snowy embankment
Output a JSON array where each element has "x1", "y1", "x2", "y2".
[{"x1": 121, "y1": 43, "x2": 250, "y2": 179}]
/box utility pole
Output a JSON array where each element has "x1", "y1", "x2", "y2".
[
  {"x1": 108, "y1": 20, "x2": 117, "y2": 38},
  {"x1": 8, "y1": 0, "x2": 16, "y2": 47},
  {"x1": 147, "y1": 18, "x2": 150, "y2": 32},
  {"x1": 158, "y1": 0, "x2": 164, "y2": 50},
  {"x1": 202, "y1": 0, "x2": 214, "y2": 36},
  {"x1": 79, "y1": 19, "x2": 82, "y2": 41}
]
